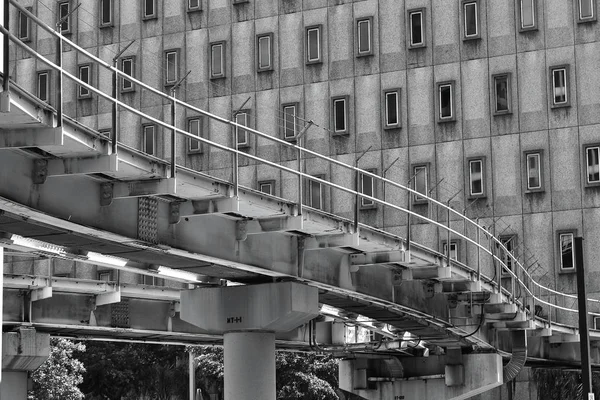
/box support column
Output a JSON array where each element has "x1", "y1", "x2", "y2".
[
  {"x1": 180, "y1": 282, "x2": 319, "y2": 400},
  {"x1": 224, "y1": 331, "x2": 275, "y2": 400},
  {"x1": 1, "y1": 327, "x2": 50, "y2": 400},
  {"x1": 0, "y1": 246, "x2": 3, "y2": 390}
]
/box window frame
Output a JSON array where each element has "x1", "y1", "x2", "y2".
[
  {"x1": 462, "y1": 0, "x2": 481, "y2": 40},
  {"x1": 142, "y1": 124, "x2": 156, "y2": 156},
  {"x1": 308, "y1": 175, "x2": 324, "y2": 210},
  {"x1": 143, "y1": 0, "x2": 157, "y2": 20},
  {"x1": 557, "y1": 230, "x2": 577, "y2": 273},
  {"x1": 518, "y1": 0, "x2": 538, "y2": 32},
  {"x1": 234, "y1": 111, "x2": 250, "y2": 148},
  {"x1": 99, "y1": 0, "x2": 113, "y2": 27},
  {"x1": 187, "y1": 117, "x2": 204, "y2": 154},
  {"x1": 412, "y1": 164, "x2": 429, "y2": 205},
  {"x1": 437, "y1": 81, "x2": 456, "y2": 123},
  {"x1": 210, "y1": 41, "x2": 226, "y2": 79},
  {"x1": 407, "y1": 8, "x2": 426, "y2": 49},
  {"x1": 77, "y1": 64, "x2": 92, "y2": 99},
  {"x1": 467, "y1": 157, "x2": 486, "y2": 199},
  {"x1": 120, "y1": 56, "x2": 136, "y2": 93},
  {"x1": 360, "y1": 169, "x2": 377, "y2": 210},
  {"x1": 58, "y1": 1, "x2": 72, "y2": 34},
  {"x1": 306, "y1": 25, "x2": 322, "y2": 65},
  {"x1": 492, "y1": 73, "x2": 512, "y2": 115},
  {"x1": 442, "y1": 240, "x2": 460, "y2": 261},
  {"x1": 578, "y1": 0, "x2": 597, "y2": 22},
  {"x1": 188, "y1": 0, "x2": 202, "y2": 12},
  {"x1": 356, "y1": 17, "x2": 373, "y2": 57},
  {"x1": 500, "y1": 235, "x2": 516, "y2": 275},
  {"x1": 164, "y1": 49, "x2": 180, "y2": 86},
  {"x1": 331, "y1": 95, "x2": 349, "y2": 135},
  {"x1": 282, "y1": 103, "x2": 299, "y2": 141},
  {"x1": 258, "y1": 180, "x2": 276, "y2": 196},
  {"x1": 584, "y1": 144, "x2": 600, "y2": 187},
  {"x1": 524, "y1": 150, "x2": 544, "y2": 193},
  {"x1": 18, "y1": 7, "x2": 32, "y2": 42},
  {"x1": 256, "y1": 33, "x2": 274, "y2": 72},
  {"x1": 550, "y1": 65, "x2": 570, "y2": 108},
  {"x1": 383, "y1": 88, "x2": 401, "y2": 129},
  {"x1": 37, "y1": 71, "x2": 51, "y2": 103}
]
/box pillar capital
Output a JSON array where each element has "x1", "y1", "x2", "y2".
[
  {"x1": 180, "y1": 281, "x2": 319, "y2": 333},
  {"x1": 2, "y1": 327, "x2": 50, "y2": 372}
]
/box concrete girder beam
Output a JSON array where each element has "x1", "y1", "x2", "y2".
[
  {"x1": 350, "y1": 250, "x2": 404, "y2": 268},
  {"x1": 2, "y1": 327, "x2": 50, "y2": 371},
  {"x1": 112, "y1": 178, "x2": 177, "y2": 199},
  {"x1": 0, "y1": 127, "x2": 62, "y2": 148},
  {"x1": 46, "y1": 154, "x2": 118, "y2": 176},
  {"x1": 339, "y1": 353, "x2": 503, "y2": 400},
  {"x1": 180, "y1": 282, "x2": 319, "y2": 333}
]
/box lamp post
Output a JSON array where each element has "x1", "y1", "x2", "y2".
[
  {"x1": 169, "y1": 70, "x2": 192, "y2": 179},
  {"x1": 111, "y1": 40, "x2": 135, "y2": 155},
  {"x1": 232, "y1": 97, "x2": 251, "y2": 198},
  {"x1": 354, "y1": 146, "x2": 372, "y2": 234}
]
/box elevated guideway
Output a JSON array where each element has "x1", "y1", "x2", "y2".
[{"x1": 1, "y1": 1, "x2": 600, "y2": 398}]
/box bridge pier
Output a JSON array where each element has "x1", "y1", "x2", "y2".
[
  {"x1": 180, "y1": 282, "x2": 319, "y2": 400},
  {"x1": 1, "y1": 328, "x2": 50, "y2": 400}
]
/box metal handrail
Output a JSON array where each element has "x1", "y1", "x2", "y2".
[{"x1": 3, "y1": 1, "x2": 598, "y2": 327}]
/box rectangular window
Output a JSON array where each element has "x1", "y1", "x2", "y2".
[
  {"x1": 235, "y1": 112, "x2": 249, "y2": 147},
  {"x1": 412, "y1": 165, "x2": 428, "y2": 204},
  {"x1": 259, "y1": 181, "x2": 275, "y2": 196},
  {"x1": 37, "y1": 71, "x2": 50, "y2": 102},
  {"x1": 188, "y1": 0, "x2": 201, "y2": 11},
  {"x1": 356, "y1": 17, "x2": 373, "y2": 56},
  {"x1": 526, "y1": 152, "x2": 542, "y2": 191},
  {"x1": 500, "y1": 235, "x2": 516, "y2": 273},
  {"x1": 559, "y1": 232, "x2": 575, "y2": 271},
  {"x1": 188, "y1": 118, "x2": 203, "y2": 153},
  {"x1": 78, "y1": 65, "x2": 91, "y2": 99},
  {"x1": 586, "y1": 146, "x2": 600, "y2": 185},
  {"x1": 58, "y1": 1, "x2": 71, "y2": 33},
  {"x1": 551, "y1": 66, "x2": 569, "y2": 107},
  {"x1": 100, "y1": 0, "x2": 113, "y2": 26},
  {"x1": 360, "y1": 170, "x2": 376, "y2": 209},
  {"x1": 257, "y1": 33, "x2": 273, "y2": 72},
  {"x1": 18, "y1": 8, "x2": 32, "y2": 41},
  {"x1": 519, "y1": 0, "x2": 537, "y2": 30},
  {"x1": 463, "y1": 1, "x2": 479, "y2": 39},
  {"x1": 408, "y1": 9, "x2": 425, "y2": 48},
  {"x1": 438, "y1": 82, "x2": 455, "y2": 122},
  {"x1": 283, "y1": 104, "x2": 297, "y2": 140},
  {"x1": 306, "y1": 26, "x2": 322, "y2": 64},
  {"x1": 309, "y1": 177, "x2": 323, "y2": 210},
  {"x1": 493, "y1": 73, "x2": 511, "y2": 115},
  {"x1": 384, "y1": 89, "x2": 401, "y2": 129},
  {"x1": 578, "y1": 0, "x2": 596, "y2": 22},
  {"x1": 468, "y1": 158, "x2": 485, "y2": 197},
  {"x1": 332, "y1": 96, "x2": 348, "y2": 134},
  {"x1": 211, "y1": 42, "x2": 226, "y2": 79},
  {"x1": 121, "y1": 57, "x2": 135, "y2": 92},
  {"x1": 442, "y1": 241, "x2": 458, "y2": 261},
  {"x1": 165, "y1": 50, "x2": 179, "y2": 85},
  {"x1": 144, "y1": 0, "x2": 156, "y2": 19},
  {"x1": 143, "y1": 125, "x2": 156, "y2": 156}
]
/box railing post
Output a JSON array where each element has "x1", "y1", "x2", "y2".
[
  {"x1": 354, "y1": 159, "x2": 360, "y2": 234},
  {"x1": 446, "y1": 201, "x2": 451, "y2": 267},
  {"x1": 2, "y1": 0, "x2": 9, "y2": 92},
  {"x1": 55, "y1": 26, "x2": 63, "y2": 128},
  {"x1": 233, "y1": 124, "x2": 239, "y2": 198},
  {"x1": 575, "y1": 237, "x2": 593, "y2": 400},
  {"x1": 406, "y1": 190, "x2": 411, "y2": 263},
  {"x1": 171, "y1": 95, "x2": 176, "y2": 178},
  {"x1": 297, "y1": 137, "x2": 303, "y2": 216},
  {"x1": 111, "y1": 59, "x2": 118, "y2": 154},
  {"x1": 476, "y1": 218, "x2": 481, "y2": 281}
]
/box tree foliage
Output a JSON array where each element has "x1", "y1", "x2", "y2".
[
  {"x1": 192, "y1": 346, "x2": 339, "y2": 400},
  {"x1": 78, "y1": 342, "x2": 188, "y2": 400},
  {"x1": 532, "y1": 368, "x2": 600, "y2": 400},
  {"x1": 29, "y1": 338, "x2": 86, "y2": 400}
]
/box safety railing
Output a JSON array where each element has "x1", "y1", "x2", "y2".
[{"x1": 2, "y1": 0, "x2": 599, "y2": 336}]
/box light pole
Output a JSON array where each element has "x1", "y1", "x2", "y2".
[
  {"x1": 295, "y1": 120, "x2": 313, "y2": 216},
  {"x1": 169, "y1": 70, "x2": 191, "y2": 178},
  {"x1": 111, "y1": 40, "x2": 135, "y2": 155}
]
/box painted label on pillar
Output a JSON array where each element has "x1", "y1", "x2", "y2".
[
  {"x1": 394, "y1": 396, "x2": 405, "y2": 400},
  {"x1": 226, "y1": 316, "x2": 243, "y2": 324}
]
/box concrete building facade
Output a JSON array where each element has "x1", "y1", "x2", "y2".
[{"x1": 6, "y1": 0, "x2": 600, "y2": 397}]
